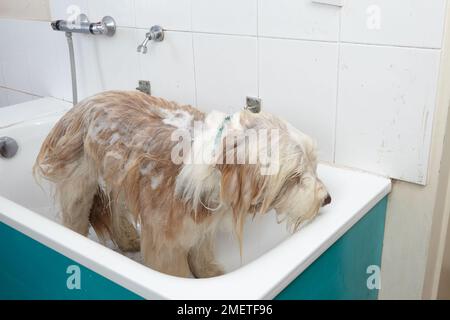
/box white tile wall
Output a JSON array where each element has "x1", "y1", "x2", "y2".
[
  {"x1": 26, "y1": 21, "x2": 71, "y2": 100},
  {"x1": 49, "y1": 0, "x2": 89, "y2": 21},
  {"x1": 71, "y1": 34, "x2": 104, "y2": 100},
  {"x1": 258, "y1": 0, "x2": 341, "y2": 41},
  {"x1": 88, "y1": 0, "x2": 136, "y2": 28},
  {"x1": 0, "y1": 1, "x2": 447, "y2": 184},
  {"x1": 0, "y1": 88, "x2": 8, "y2": 108},
  {"x1": 193, "y1": 33, "x2": 258, "y2": 112},
  {"x1": 259, "y1": 38, "x2": 339, "y2": 162},
  {"x1": 335, "y1": 44, "x2": 441, "y2": 184},
  {"x1": 191, "y1": 0, "x2": 257, "y2": 36},
  {"x1": 0, "y1": 87, "x2": 38, "y2": 108},
  {"x1": 0, "y1": 19, "x2": 34, "y2": 94},
  {"x1": 135, "y1": 0, "x2": 191, "y2": 31},
  {"x1": 0, "y1": 54, "x2": 5, "y2": 88},
  {"x1": 6, "y1": 89, "x2": 39, "y2": 106},
  {"x1": 341, "y1": 0, "x2": 447, "y2": 49},
  {"x1": 94, "y1": 27, "x2": 140, "y2": 92},
  {"x1": 138, "y1": 30, "x2": 196, "y2": 106}
]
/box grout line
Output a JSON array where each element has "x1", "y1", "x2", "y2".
[
  {"x1": 121, "y1": 26, "x2": 443, "y2": 51},
  {"x1": 0, "y1": 17, "x2": 442, "y2": 51},
  {"x1": 256, "y1": 0, "x2": 260, "y2": 98},
  {"x1": 332, "y1": 8, "x2": 343, "y2": 164},
  {"x1": 190, "y1": 0, "x2": 198, "y2": 107},
  {"x1": 0, "y1": 85, "x2": 42, "y2": 97}
]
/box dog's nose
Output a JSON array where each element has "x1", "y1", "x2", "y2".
[{"x1": 323, "y1": 194, "x2": 331, "y2": 206}]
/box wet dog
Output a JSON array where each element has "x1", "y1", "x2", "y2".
[{"x1": 34, "y1": 90, "x2": 330, "y2": 278}]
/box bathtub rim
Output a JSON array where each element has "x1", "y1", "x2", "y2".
[{"x1": 0, "y1": 167, "x2": 391, "y2": 300}]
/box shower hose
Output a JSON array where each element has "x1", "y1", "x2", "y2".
[{"x1": 65, "y1": 32, "x2": 78, "y2": 105}]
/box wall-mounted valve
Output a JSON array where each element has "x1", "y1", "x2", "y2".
[
  {"x1": 51, "y1": 14, "x2": 116, "y2": 37},
  {"x1": 137, "y1": 25, "x2": 164, "y2": 54}
]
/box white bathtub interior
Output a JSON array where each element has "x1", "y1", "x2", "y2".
[{"x1": 0, "y1": 97, "x2": 391, "y2": 299}]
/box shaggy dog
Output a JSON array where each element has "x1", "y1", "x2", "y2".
[{"x1": 34, "y1": 90, "x2": 331, "y2": 278}]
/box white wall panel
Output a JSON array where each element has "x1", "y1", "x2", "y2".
[
  {"x1": 259, "y1": 38, "x2": 339, "y2": 162},
  {"x1": 335, "y1": 44, "x2": 441, "y2": 184},
  {"x1": 341, "y1": 0, "x2": 447, "y2": 48}
]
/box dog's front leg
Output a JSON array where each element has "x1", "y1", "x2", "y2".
[{"x1": 188, "y1": 234, "x2": 224, "y2": 278}]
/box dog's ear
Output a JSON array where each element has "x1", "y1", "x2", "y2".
[{"x1": 216, "y1": 161, "x2": 275, "y2": 252}]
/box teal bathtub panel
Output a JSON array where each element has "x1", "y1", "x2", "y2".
[
  {"x1": 0, "y1": 196, "x2": 387, "y2": 300},
  {"x1": 276, "y1": 196, "x2": 388, "y2": 300},
  {"x1": 0, "y1": 222, "x2": 142, "y2": 300}
]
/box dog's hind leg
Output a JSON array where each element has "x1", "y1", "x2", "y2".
[
  {"x1": 58, "y1": 160, "x2": 98, "y2": 236},
  {"x1": 111, "y1": 196, "x2": 140, "y2": 252},
  {"x1": 188, "y1": 234, "x2": 224, "y2": 278},
  {"x1": 140, "y1": 226, "x2": 191, "y2": 277}
]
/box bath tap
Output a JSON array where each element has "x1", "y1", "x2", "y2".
[
  {"x1": 51, "y1": 14, "x2": 116, "y2": 37},
  {"x1": 137, "y1": 25, "x2": 164, "y2": 54}
]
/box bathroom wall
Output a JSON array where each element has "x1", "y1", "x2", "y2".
[
  {"x1": 0, "y1": 0, "x2": 446, "y2": 186},
  {"x1": 0, "y1": 0, "x2": 449, "y2": 299},
  {"x1": 0, "y1": 0, "x2": 50, "y2": 21},
  {"x1": 0, "y1": 0, "x2": 50, "y2": 107}
]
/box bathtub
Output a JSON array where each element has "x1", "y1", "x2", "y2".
[{"x1": 0, "y1": 97, "x2": 391, "y2": 300}]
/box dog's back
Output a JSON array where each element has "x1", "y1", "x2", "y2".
[{"x1": 34, "y1": 90, "x2": 205, "y2": 244}]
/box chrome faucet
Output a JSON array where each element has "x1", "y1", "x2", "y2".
[{"x1": 137, "y1": 25, "x2": 164, "y2": 54}]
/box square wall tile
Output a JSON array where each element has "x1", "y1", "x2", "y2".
[
  {"x1": 0, "y1": 88, "x2": 9, "y2": 108},
  {"x1": 71, "y1": 33, "x2": 104, "y2": 100},
  {"x1": 49, "y1": 0, "x2": 89, "y2": 20},
  {"x1": 259, "y1": 38, "x2": 339, "y2": 162},
  {"x1": 138, "y1": 30, "x2": 196, "y2": 106},
  {"x1": 341, "y1": 0, "x2": 447, "y2": 48},
  {"x1": 26, "y1": 20, "x2": 71, "y2": 100},
  {"x1": 0, "y1": 58, "x2": 5, "y2": 88},
  {"x1": 335, "y1": 44, "x2": 441, "y2": 184},
  {"x1": 191, "y1": 0, "x2": 257, "y2": 35},
  {"x1": 88, "y1": 0, "x2": 135, "y2": 28},
  {"x1": 0, "y1": 19, "x2": 34, "y2": 94},
  {"x1": 258, "y1": 0, "x2": 341, "y2": 41},
  {"x1": 193, "y1": 33, "x2": 258, "y2": 112},
  {"x1": 135, "y1": 0, "x2": 191, "y2": 31},
  {"x1": 6, "y1": 89, "x2": 39, "y2": 106},
  {"x1": 95, "y1": 27, "x2": 140, "y2": 92}
]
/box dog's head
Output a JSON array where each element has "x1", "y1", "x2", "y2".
[
  {"x1": 175, "y1": 110, "x2": 331, "y2": 238},
  {"x1": 265, "y1": 120, "x2": 331, "y2": 232}
]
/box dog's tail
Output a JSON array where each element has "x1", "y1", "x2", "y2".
[
  {"x1": 33, "y1": 106, "x2": 86, "y2": 182},
  {"x1": 89, "y1": 188, "x2": 114, "y2": 243}
]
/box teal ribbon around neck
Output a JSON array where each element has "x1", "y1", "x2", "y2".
[{"x1": 213, "y1": 115, "x2": 232, "y2": 155}]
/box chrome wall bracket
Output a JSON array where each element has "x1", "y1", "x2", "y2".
[
  {"x1": 136, "y1": 80, "x2": 151, "y2": 95},
  {"x1": 245, "y1": 96, "x2": 262, "y2": 113}
]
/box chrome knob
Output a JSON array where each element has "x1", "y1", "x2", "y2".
[{"x1": 0, "y1": 137, "x2": 18, "y2": 159}]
